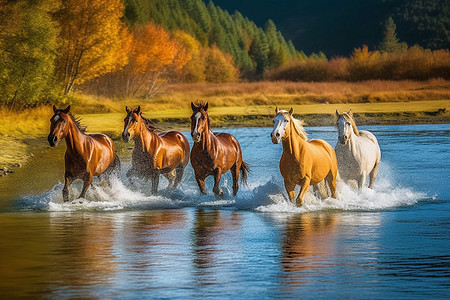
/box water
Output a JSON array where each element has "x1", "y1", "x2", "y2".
[{"x1": 0, "y1": 124, "x2": 449, "y2": 298}]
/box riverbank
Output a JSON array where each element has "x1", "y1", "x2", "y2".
[{"x1": 1, "y1": 79, "x2": 449, "y2": 176}]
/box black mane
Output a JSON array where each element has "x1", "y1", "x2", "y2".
[
  {"x1": 141, "y1": 114, "x2": 159, "y2": 132},
  {"x1": 68, "y1": 112, "x2": 87, "y2": 133}
]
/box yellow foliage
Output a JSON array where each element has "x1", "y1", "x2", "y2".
[{"x1": 55, "y1": 0, "x2": 132, "y2": 93}]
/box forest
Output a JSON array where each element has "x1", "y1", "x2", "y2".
[{"x1": 0, "y1": 0, "x2": 449, "y2": 109}]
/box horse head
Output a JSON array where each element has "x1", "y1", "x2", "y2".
[
  {"x1": 48, "y1": 105, "x2": 71, "y2": 147},
  {"x1": 336, "y1": 109, "x2": 357, "y2": 145},
  {"x1": 271, "y1": 107, "x2": 293, "y2": 144},
  {"x1": 190, "y1": 101, "x2": 209, "y2": 143},
  {"x1": 122, "y1": 106, "x2": 142, "y2": 142}
]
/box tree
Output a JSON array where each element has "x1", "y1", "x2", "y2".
[
  {"x1": 0, "y1": 0, "x2": 59, "y2": 108},
  {"x1": 54, "y1": 0, "x2": 131, "y2": 94},
  {"x1": 203, "y1": 45, "x2": 239, "y2": 83},
  {"x1": 379, "y1": 17, "x2": 407, "y2": 53}
]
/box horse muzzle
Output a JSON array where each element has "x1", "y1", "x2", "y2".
[
  {"x1": 339, "y1": 136, "x2": 348, "y2": 144},
  {"x1": 48, "y1": 134, "x2": 58, "y2": 147},
  {"x1": 122, "y1": 131, "x2": 130, "y2": 143},
  {"x1": 271, "y1": 132, "x2": 281, "y2": 144},
  {"x1": 191, "y1": 132, "x2": 201, "y2": 143}
]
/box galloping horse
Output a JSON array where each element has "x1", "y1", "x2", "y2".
[
  {"x1": 271, "y1": 107, "x2": 338, "y2": 206},
  {"x1": 48, "y1": 105, "x2": 120, "y2": 202},
  {"x1": 190, "y1": 102, "x2": 249, "y2": 196},
  {"x1": 335, "y1": 110, "x2": 381, "y2": 188},
  {"x1": 122, "y1": 106, "x2": 190, "y2": 195}
]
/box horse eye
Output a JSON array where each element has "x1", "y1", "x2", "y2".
[{"x1": 201, "y1": 116, "x2": 206, "y2": 120}]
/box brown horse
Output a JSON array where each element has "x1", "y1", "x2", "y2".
[
  {"x1": 190, "y1": 101, "x2": 249, "y2": 196},
  {"x1": 271, "y1": 107, "x2": 338, "y2": 206},
  {"x1": 48, "y1": 105, "x2": 120, "y2": 202},
  {"x1": 122, "y1": 106, "x2": 190, "y2": 195}
]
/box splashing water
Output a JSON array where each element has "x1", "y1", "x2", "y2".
[{"x1": 16, "y1": 161, "x2": 426, "y2": 213}]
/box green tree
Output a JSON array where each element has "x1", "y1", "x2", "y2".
[
  {"x1": 379, "y1": 17, "x2": 407, "y2": 53},
  {"x1": 0, "y1": 0, "x2": 59, "y2": 108}
]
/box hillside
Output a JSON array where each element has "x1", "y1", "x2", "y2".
[{"x1": 212, "y1": 0, "x2": 450, "y2": 56}]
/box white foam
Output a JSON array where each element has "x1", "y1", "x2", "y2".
[{"x1": 17, "y1": 162, "x2": 427, "y2": 213}]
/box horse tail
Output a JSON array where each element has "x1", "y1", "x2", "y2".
[{"x1": 240, "y1": 161, "x2": 250, "y2": 185}]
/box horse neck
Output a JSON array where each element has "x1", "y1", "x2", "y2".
[
  {"x1": 135, "y1": 119, "x2": 160, "y2": 152},
  {"x1": 282, "y1": 120, "x2": 307, "y2": 156},
  {"x1": 199, "y1": 119, "x2": 214, "y2": 151},
  {"x1": 64, "y1": 119, "x2": 86, "y2": 155}
]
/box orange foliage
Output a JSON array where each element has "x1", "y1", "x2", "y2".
[{"x1": 268, "y1": 45, "x2": 450, "y2": 82}]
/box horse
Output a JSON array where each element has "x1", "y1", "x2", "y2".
[
  {"x1": 48, "y1": 105, "x2": 120, "y2": 202},
  {"x1": 190, "y1": 101, "x2": 249, "y2": 196},
  {"x1": 271, "y1": 107, "x2": 338, "y2": 206},
  {"x1": 122, "y1": 106, "x2": 190, "y2": 195},
  {"x1": 335, "y1": 110, "x2": 381, "y2": 188}
]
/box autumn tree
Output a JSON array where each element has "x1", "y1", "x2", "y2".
[
  {"x1": 173, "y1": 30, "x2": 206, "y2": 82},
  {"x1": 0, "y1": 0, "x2": 59, "y2": 108},
  {"x1": 86, "y1": 23, "x2": 191, "y2": 98},
  {"x1": 54, "y1": 0, "x2": 131, "y2": 94},
  {"x1": 204, "y1": 45, "x2": 239, "y2": 83}
]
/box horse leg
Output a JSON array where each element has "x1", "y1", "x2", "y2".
[
  {"x1": 63, "y1": 172, "x2": 73, "y2": 202},
  {"x1": 284, "y1": 179, "x2": 296, "y2": 203},
  {"x1": 173, "y1": 165, "x2": 185, "y2": 188},
  {"x1": 195, "y1": 175, "x2": 207, "y2": 195},
  {"x1": 324, "y1": 171, "x2": 337, "y2": 199},
  {"x1": 151, "y1": 172, "x2": 160, "y2": 195},
  {"x1": 231, "y1": 164, "x2": 239, "y2": 196},
  {"x1": 213, "y1": 168, "x2": 223, "y2": 196},
  {"x1": 368, "y1": 161, "x2": 380, "y2": 189},
  {"x1": 79, "y1": 173, "x2": 93, "y2": 199},
  {"x1": 296, "y1": 178, "x2": 311, "y2": 207},
  {"x1": 358, "y1": 174, "x2": 366, "y2": 189},
  {"x1": 164, "y1": 169, "x2": 176, "y2": 189}
]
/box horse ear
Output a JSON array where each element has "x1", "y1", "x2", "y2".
[
  {"x1": 53, "y1": 105, "x2": 57, "y2": 113},
  {"x1": 204, "y1": 102, "x2": 208, "y2": 111},
  {"x1": 275, "y1": 107, "x2": 279, "y2": 114},
  {"x1": 336, "y1": 109, "x2": 340, "y2": 116},
  {"x1": 289, "y1": 107, "x2": 293, "y2": 115},
  {"x1": 136, "y1": 106, "x2": 141, "y2": 115},
  {"x1": 126, "y1": 106, "x2": 130, "y2": 113},
  {"x1": 348, "y1": 109, "x2": 353, "y2": 117},
  {"x1": 63, "y1": 105, "x2": 70, "y2": 114},
  {"x1": 191, "y1": 102, "x2": 196, "y2": 111}
]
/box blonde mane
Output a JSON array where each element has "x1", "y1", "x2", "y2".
[
  {"x1": 341, "y1": 113, "x2": 360, "y2": 136},
  {"x1": 289, "y1": 114, "x2": 308, "y2": 140}
]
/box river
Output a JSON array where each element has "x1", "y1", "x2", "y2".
[{"x1": 0, "y1": 124, "x2": 449, "y2": 298}]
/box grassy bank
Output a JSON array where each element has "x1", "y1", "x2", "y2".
[{"x1": 1, "y1": 80, "x2": 449, "y2": 173}]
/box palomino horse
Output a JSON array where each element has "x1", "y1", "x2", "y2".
[
  {"x1": 271, "y1": 107, "x2": 338, "y2": 206},
  {"x1": 190, "y1": 102, "x2": 249, "y2": 196},
  {"x1": 335, "y1": 110, "x2": 381, "y2": 188},
  {"x1": 122, "y1": 106, "x2": 190, "y2": 195},
  {"x1": 48, "y1": 105, "x2": 120, "y2": 202}
]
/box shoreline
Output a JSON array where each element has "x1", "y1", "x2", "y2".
[{"x1": 1, "y1": 110, "x2": 449, "y2": 178}]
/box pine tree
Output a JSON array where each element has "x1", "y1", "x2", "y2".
[{"x1": 379, "y1": 17, "x2": 407, "y2": 53}]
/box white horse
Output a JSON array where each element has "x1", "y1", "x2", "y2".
[{"x1": 335, "y1": 110, "x2": 381, "y2": 189}]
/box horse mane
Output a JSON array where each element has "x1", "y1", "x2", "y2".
[
  {"x1": 290, "y1": 115, "x2": 308, "y2": 140},
  {"x1": 342, "y1": 113, "x2": 360, "y2": 136},
  {"x1": 193, "y1": 100, "x2": 208, "y2": 110},
  {"x1": 67, "y1": 112, "x2": 87, "y2": 133},
  {"x1": 141, "y1": 114, "x2": 159, "y2": 132}
]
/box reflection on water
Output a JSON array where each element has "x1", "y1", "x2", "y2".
[{"x1": 0, "y1": 124, "x2": 449, "y2": 298}]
